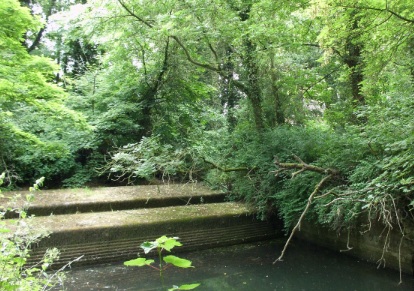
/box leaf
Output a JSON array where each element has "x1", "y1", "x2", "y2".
[
  {"x1": 163, "y1": 255, "x2": 193, "y2": 268},
  {"x1": 177, "y1": 283, "x2": 201, "y2": 290},
  {"x1": 161, "y1": 238, "x2": 182, "y2": 252},
  {"x1": 140, "y1": 241, "x2": 158, "y2": 254},
  {"x1": 168, "y1": 283, "x2": 200, "y2": 290},
  {"x1": 123, "y1": 258, "x2": 154, "y2": 267}
]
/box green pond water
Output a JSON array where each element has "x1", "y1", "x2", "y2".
[{"x1": 56, "y1": 239, "x2": 414, "y2": 290}]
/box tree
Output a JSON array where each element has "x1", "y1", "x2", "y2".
[
  {"x1": 0, "y1": 0, "x2": 90, "y2": 186},
  {"x1": 312, "y1": 0, "x2": 414, "y2": 124}
]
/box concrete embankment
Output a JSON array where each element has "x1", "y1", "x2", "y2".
[
  {"x1": 297, "y1": 219, "x2": 414, "y2": 275},
  {"x1": 4, "y1": 184, "x2": 411, "y2": 275},
  {"x1": 1, "y1": 184, "x2": 280, "y2": 267}
]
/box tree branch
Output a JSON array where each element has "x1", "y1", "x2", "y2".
[
  {"x1": 272, "y1": 155, "x2": 342, "y2": 263},
  {"x1": 273, "y1": 174, "x2": 332, "y2": 264},
  {"x1": 117, "y1": 0, "x2": 154, "y2": 28},
  {"x1": 273, "y1": 155, "x2": 339, "y2": 177},
  {"x1": 385, "y1": 8, "x2": 414, "y2": 24},
  {"x1": 338, "y1": 4, "x2": 414, "y2": 24},
  {"x1": 27, "y1": 0, "x2": 56, "y2": 52},
  {"x1": 116, "y1": 0, "x2": 250, "y2": 95},
  {"x1": 169, "y1": 36, "x2": 220, "y2": 72}
]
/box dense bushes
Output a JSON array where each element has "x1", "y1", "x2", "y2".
[{"x1": 213, "y1": 94, "x2": 414, "y2": 236}]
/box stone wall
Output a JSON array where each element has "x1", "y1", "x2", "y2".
[{"x1": 296, "y1": 219, "x2": 414, "y2": 275}]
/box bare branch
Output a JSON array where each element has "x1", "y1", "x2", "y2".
[
  {"x1": 169, "y1": 36, "x2": 220, "y2": 72},
  {"x1": 273, "y1": 156, "x2": 339, "y2": 176},
  {"x1": 273, "y1": 174, "x2": 332, "y2": 264},
  {"x1": 26, "y1": 0, "x2": 57, "y2": 52},
  {"x1": 291, "y1": 168, "x2": 305, "y2": 179},
  {"x1": 339, "y1": 228, "x2": 353, "y2": 252}
]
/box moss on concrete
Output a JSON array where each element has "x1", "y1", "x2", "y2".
[
  {"x1": 2, "y1": 184, "x2": 281, "y2": 268},
  {"x1": 1, "y1": 183, "x2": 226, "y2": 216}
]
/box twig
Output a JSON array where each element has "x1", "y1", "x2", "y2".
[
  {"x1": 340, "y1": 228, "x2": 353, "y2": 252},
  {"x1": 41, "y1": 255, "x2": 84, "y2": 291}
]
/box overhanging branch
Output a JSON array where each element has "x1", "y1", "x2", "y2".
[
  {"x1": 273, "y1": 174, "x2": 332, "y2": 263},
  {"x1": 272, "y1": 155, "x2": 341, "y2": 263},
  {"x1": 273, "y1": 155, "x2": 339, "y2": 177},
  {"x1": 116, "y1": 0, "x2": 249, "y2": 95},
  {"x1": 169, "y1": 36, "x2": 220, "y2": 73},
  {"x1": 117, "y1": 0, "x2": 154, "y2": 28}
]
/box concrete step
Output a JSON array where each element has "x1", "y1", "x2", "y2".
[
  {"x1": 1, "y1": 184, "x2": 226, "y2": 217},
  {"x1": 2, "y1": 184, "x2": 280, "y2": 268},
  {"x1": 26, "y1": 202, "x2": 279, "y2": 267}
]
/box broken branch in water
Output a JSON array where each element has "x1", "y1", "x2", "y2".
[
  {"x1": 272, "y1": 155, "x2": 342, "y2": 263},
  {"x1": 273, "y1": 174, "x2": 332, "y2": 264}
]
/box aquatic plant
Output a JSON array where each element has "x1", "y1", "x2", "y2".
[{"x1": 124, "y1": 235, "x2": 200, "y2": 290}]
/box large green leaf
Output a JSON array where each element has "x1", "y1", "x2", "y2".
[
  {"x1": 158, "y1": 236, "x2": 182, "y2": 252},
  {"x1": 163, "y1": 255, "x2": 193, "y2": 268},
  {"x1": 123, "y1": 258, "x2": 154, "y2": 267}
]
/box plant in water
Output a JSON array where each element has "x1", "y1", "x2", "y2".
[{"x1": 124, "y1": 235, "x2": 200, "y2": 290}]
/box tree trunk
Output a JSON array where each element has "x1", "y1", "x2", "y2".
[
  {"x1": 239, "y1": 5, "x2": 264, "y2": 131},
  {"x1": 244, "y1": 38, "x2": 264, "y2": 131},
  {"x1": 270, "y1": 53, "x2": 285, "y2": 125},
  {"x1": 343, "y1": 13, "x2": 364, "y2": 105},
  {"x1": 220, "y1": 46, "x2": 239, "y2": 130},
  {"x1": 139, "y1": 38, "x2": 170, "y2": 138}
]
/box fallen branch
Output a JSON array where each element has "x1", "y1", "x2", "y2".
[
  {"x1": 273, "y1": 174, "x2": 332, "y2": 264},
  {"x1": 273, "y1": 155, "x2": 407, "y2": 283},
  {"x1": 273, "y1": 155, "x2": 339, "y2": 177}
]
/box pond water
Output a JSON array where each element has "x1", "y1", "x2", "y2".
[{"x1": 56, "y1": 239, "x2": 414, "y2": 290}]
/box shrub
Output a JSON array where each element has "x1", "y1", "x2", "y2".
[{"x1": 0, "y1": 174, "x2": 63, "y2": 290}]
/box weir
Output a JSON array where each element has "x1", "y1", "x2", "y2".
[
  {"x1": 2, "y1": 184, "x2": 413, "y2": 276},
  {"x1": 2, "y1": 184, "x2": 280, "y2": 267}
]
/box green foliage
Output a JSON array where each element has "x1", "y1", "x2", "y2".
[
  {"x1": 0, "y1": 174, "x2": 63, "y2": 290},
  {"x1": 124, "y1": 236, "x2": 199, "y2": 290},
  {"x1": 208, "y1": 91, "x2": 414, "y2": 235},
  {"x1": 205, "y1": 125, "x2": 333, "y2": 219},
  {"x1": 274, "y1": 171, "x2": 322, "y2": 230},
  {"x1": 0, "y1": 0, "x2": 92, "y2": 187},
  {"x1": 103, "y1": 136, "x2": 193, "y2": 183},
  {"x1": 265, "y1": 93, "x2": 414, "y2": 233},
  {"x1": 2, "y1": 0, "x2": 414, "y2": 264}
]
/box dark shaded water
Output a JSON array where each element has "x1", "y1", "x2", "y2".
[{"x1": 56, "y1": 239, "x2": 414, "y2": 290}]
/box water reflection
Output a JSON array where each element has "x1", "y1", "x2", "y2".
[{"x1": 57, "y1": 239, "x2": 414, "y2": 290}]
